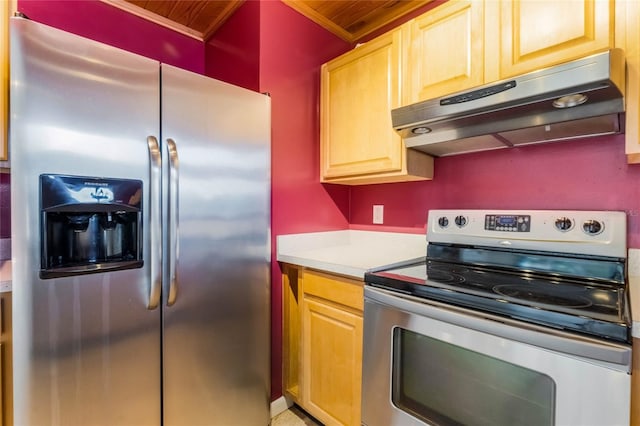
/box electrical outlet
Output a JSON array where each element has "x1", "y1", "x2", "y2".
[{"x1": 373, "y1": 205, "x2": 384, "y2": 224}]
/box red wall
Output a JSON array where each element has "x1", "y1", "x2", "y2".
[
  {"x1": 205, "y1": 0, "x2": 260, "y2": 91},
  {"x1": 207, "y1": 1, "x2": 352, "y2": 401},
  {"x1": 16, "y1": 0, "x2": 205, "y2": 74},
  {"x1": 0, "y1": 173, "x2": 9, "y2": 239},
  {"x1": 350, "y1": 135, "x2": 640, "y2": 247},
  {"x1": 258, "y1": 1, "x2": 351, "y2": 400}
]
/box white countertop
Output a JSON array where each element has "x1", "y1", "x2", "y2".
[
  {"x1": 277, "y1": 230, "x2": 426, "y2": 279},
  {"x1": 3, "y1": 233, "x2": 637, "y2": 332},
  {"x1": 278, "y1": 232, "x2": 640, "y2": 339}
]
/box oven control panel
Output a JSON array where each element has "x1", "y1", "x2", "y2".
[
  {"x1": 484, "y1": 214, "x2": 530, "y2": 232},
  {"x1": 427, "y1": 210, "x2": 627, "y2": 258}
]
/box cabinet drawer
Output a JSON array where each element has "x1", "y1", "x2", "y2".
[{"x1": 302, "y1": 270, "x2": 363, "y2": 312}]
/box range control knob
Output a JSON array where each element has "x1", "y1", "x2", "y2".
[
  {"x1": 454, "y1": 215, "x2": 467, "y2": 228},
  {"x1": 438, "y1": 217, "x2": 449, "y2": 228},
  {"x1": 554, "y1": 217, "x2": 573, "y2": 232},
  {"x1": 583, "y1": 220, "x2": 604, "y2": 235}
]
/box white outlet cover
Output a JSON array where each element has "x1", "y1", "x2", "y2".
[{"x1": 373, "y1": 205, "x2": 384, "y2": 224}]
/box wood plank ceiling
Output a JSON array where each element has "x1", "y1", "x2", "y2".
[{"x1": 101, "y1": 0, "x2": 433, "y2": 43}]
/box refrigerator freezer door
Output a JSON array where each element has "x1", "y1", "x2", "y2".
[
  {"x1": 10, "y1": 18, "x2": 162, "y2": 425},
  {"x1": 161, "y1": 64, "x2": 271, "y2": 426}
]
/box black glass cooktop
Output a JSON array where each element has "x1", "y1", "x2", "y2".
[{"x1": 365, "y1": 258, "x2": 631, "y2": 343}]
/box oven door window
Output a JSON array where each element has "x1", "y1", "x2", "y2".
[{"x1": 392, "y1": 327, "x2": 556, "y2": 426}]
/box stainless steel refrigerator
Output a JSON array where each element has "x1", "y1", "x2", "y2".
[{"x1": 10, "y1": 17, "x2": 271, "y2": 425}]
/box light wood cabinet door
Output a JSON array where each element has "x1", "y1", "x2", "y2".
[
  {"x1": 616, "y1": 0, "x2": 640, "y2": 162},
  {"x1": 321, "y1": 30, "x2": 403, "y2": 179},
  {"x1": 632, "y1": 337, "x2": 640, "y2": 425},
  {"x1": 320, "y1": 29, "x2": 433, "y2": 185},
  {"x1": 406, "y1": 0, "x2": 486, "y2": 103},
  {"x1": 1, "y1": 1, "x2": 11, "y2": 161},
  {"x1": 282, "y1": 266, "x2": 301, "y2": 401},
  {"x1": 0, "y1": 342, "x2": 3, "y2": 426},
  {"x1": 301, "y1": 296, "x2": 362, "y2": 426},
  {"x1": 496, "y1": 0, "x2": 614, "y2": 79},
  {"x1": 0, "y1": 293, "x2": 11, "y2": 426}
]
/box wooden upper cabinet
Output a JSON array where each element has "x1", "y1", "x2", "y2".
[
  {"x1": 496, "y1": 0, "x2": 615, "y2": 79},
  {"x1": 320, "y1": 29, "x2": 433, "y2": 185},
  {"x1": 617, "y1": 0, "x2": 640, "y2": 162},
  {"x1": 1, "y1": 1, "x2": 12, "y2": 162},
  {"x1": 321, "y1": 30, "x2": 402, "y2": 178},
  {"x1": 406, "y1": 0, "x2": 486, "y2": 103},
  {"x1": 319, "y1": 0, "x2": 621, "y2": 180},
  {"x1": 405, "y1": 0, "x2": 614, "y2": 101}
]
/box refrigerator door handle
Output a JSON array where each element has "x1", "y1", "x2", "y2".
[
  {"x1": 147, "y1": 136, "x2": 162, "y2": 310},
  {"x1": 166, "y1": 138, "x2": 179, "y2": 306}
]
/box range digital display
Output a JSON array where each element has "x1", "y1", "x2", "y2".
[
  {"x1": 496, "y1": 216, "x2": 517, "y2": 225},
  {"x1": 485, "y1": 214, "x2": 530, "y2": 232}
]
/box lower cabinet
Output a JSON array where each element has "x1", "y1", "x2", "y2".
[
  {"x1": 283, "y1": 265, "x2": 363, "y2": 426},
  {"x1": 632, "y1": 337, "x2": 640, "y2": 425},
  {"x1": 0, "y1": 292, "x2": 11, "y2": 426}
]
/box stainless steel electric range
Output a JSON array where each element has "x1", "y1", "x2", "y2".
[{"x1": 362, "y1": 210, "x2": 631, "y2": 426}]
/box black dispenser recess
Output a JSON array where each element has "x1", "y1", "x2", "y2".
[{"x1": 40, "y1": 174, "x2": 143, "y2": 279}]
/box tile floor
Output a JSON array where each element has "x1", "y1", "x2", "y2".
[{"x1": 271, "y1": 405, "x2": 323, "y2": 425}]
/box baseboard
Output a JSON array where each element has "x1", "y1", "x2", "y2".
[{"x1": 270, "y1": 395, "x2": 293, "y2": 418}]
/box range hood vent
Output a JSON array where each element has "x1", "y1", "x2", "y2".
[{"x1": 392, "y1": 49, "x2": 625, "y2": 157}]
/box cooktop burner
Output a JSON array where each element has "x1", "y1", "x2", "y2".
[
  {"x1": 423, "y1": 264, "x2": 466, "y2": 284},
  {"x1": 492, "y1": 284, "x2": 593, "y2": 309}
]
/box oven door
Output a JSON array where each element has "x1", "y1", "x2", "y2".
[{"x1": 362, "y1": 286, "x2": 631, "y2": 426}]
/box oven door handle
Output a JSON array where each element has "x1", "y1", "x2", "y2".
[{"x1": 364, "y1": 286, "x2": 631, "y2": 372}]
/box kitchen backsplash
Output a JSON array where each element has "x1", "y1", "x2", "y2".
[{"x1": 349, "y1": 135, "x2": 640, "y2": 248}]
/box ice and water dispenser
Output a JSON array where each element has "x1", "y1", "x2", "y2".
[{"x1": 40, "y1": 174, "x2": 143, "y2": 279}]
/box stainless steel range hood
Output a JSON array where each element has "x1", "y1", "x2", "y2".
[{"x1": 392, "y1": 49, "x2": 625, "y2": 157}]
